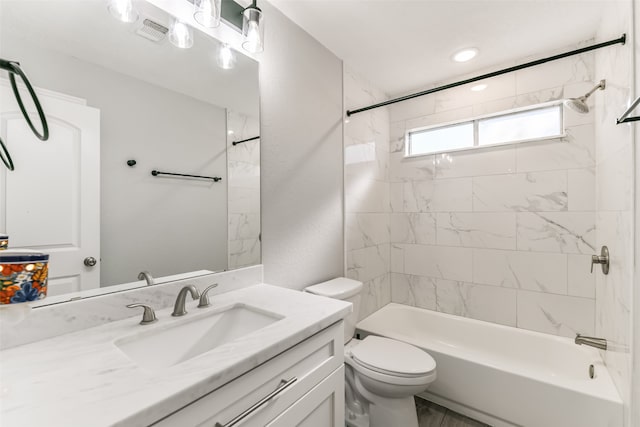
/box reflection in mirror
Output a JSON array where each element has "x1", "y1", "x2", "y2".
[{"x1": 0, "y1": 0, "x2": 260, "y2": 302}]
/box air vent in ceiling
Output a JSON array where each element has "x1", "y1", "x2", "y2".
[{"x1": 135, "y1": 19, "x2": 168, "y2": 42}]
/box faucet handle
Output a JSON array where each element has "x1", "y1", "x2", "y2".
[
  {"x1": 198, "y1": 284, "x2": 219, "y2": 308},
  {"x1": 127, "y1": 303, "x2": 157, "y2": 325}
]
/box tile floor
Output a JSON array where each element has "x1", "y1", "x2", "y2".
[{"x1": 416, "y1": 397, "x2": 490, "y2": 427}]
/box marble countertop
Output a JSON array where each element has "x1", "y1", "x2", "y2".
[{"x1": 0, "y1": 284, "x2": 351, "y2": 427}]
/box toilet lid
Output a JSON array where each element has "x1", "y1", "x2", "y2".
[{"x1": 350, "y1": 336, "x2": 436, "y2": 377}]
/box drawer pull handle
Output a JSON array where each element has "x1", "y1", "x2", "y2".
[{"x1": 215, "y1": 377, "x2": 297, "y2": 427}]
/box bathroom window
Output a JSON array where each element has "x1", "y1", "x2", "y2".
[{"x1": 406, "y1": 102, "x2": 564, "y2": 157}]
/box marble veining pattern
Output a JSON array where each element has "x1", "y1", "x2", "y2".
[
  {"x1": 0, "y1": 284, "x2": 351, "y2": 427},
  {"x1": 435, "y1": 279, "x2": 517, "y2": 326},
  {"x1": 436, "y1": 212, "x2": 516, "y2": 250},
  {"x1": 516, "y1": 212, "x2": 596, "y2": 254},
  {"x1": 592, "y1": 7, "x2": 635, "y2": 414},
  {"x1": 383, "y1": 47, "x2": 599, "y2": 340},
  {"x1": 472, "y1": 171, "x2": 568, "y2": 212},
  {"x1": 345, "y1": 66, "x2": 393, "y2": 318},
  {"x1": 359, "y1": 273, "x2": 391, "y2": 320},
  {"x1": 390, "y1": 213, "x2": 437, "y2": 244},
  {"x1": 472, "y1": 248, "x2": 567, "y2": 294},
  {"x1": 390, "y1": 273, "x2": 436, "y2": 310}
]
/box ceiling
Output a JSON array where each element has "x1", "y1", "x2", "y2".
[
  {"x1": 269, "y1": 0, "x2": 609, "y2": 97},
  {"x1": 1, "y1": 0, "x2": 259, "y2": 117}
]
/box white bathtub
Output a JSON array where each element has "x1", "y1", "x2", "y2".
[{"x1": 355, "y1": 303, "x2": 622, "y2": 427}]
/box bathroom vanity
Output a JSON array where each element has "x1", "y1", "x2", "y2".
[{"x1": 0, "y1": 283, "x2": 351, "y2": 426}]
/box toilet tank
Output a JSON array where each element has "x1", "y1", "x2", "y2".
[{"x1": 304, "y1": 277, "x2": 363, "y2": 344}]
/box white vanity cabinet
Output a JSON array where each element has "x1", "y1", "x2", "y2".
[{"x1": 152, "y1": 321, "x2": 345, "y2": 427}]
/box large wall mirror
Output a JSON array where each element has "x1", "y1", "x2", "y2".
[{"x1": 0, "y1": 0, "x2": 260, "y2": 302}]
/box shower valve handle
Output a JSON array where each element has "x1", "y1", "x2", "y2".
[{"x1": 590, "y1": 246, "x2": 609, "y2": 275}]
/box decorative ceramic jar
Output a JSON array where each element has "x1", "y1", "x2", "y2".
[
  {"x1": 0, "y1": 250, "x2": 49, "y2": 305},
  {"x1": 0, "y1": 234, "x2": 8, "y2": 250}
]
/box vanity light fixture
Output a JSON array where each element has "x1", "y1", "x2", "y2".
[
  {"x1": 169, "y1": 19, "x2": 194, "y2": 49},
  {"x1": 242, "y1": 0, "x2": 264, "y2": 53},
  {"x1": 471, "y1": 84, "x2": 487, "y2": 91},
  {"x1": 217, "y1": 43, "x2": 236, "y2": 69},
  {"x1": 193, "y1": 0, "x2": 221, "y2": 28},
  {"x1": 452, "y1": 47, "x2": 478, "y2": 63},
  {"x1": 107, "y1": 0, "x2": 138, "y2": 23}
]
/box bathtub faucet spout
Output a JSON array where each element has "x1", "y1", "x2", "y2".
[{"x1": 575, "y1": 334, "x2": 607, "y2": 350}]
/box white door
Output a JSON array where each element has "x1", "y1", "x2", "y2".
[{"x1": 0, "y1": 81, "x2": 100, "y2": 296}]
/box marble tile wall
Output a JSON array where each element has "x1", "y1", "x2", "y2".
[
  {"x1": 227, "y1": 111, "x2": 261, "y2": 270},
  {"x1": 633, "y1": 6, "x2": 640, "y2": 427},
  {"x1": 388, "y1": 46, "x2": 600, "y2": 338},
  {"x1": 593, "y1": 3, "x2": 634, "y2": 425},
  {"x1": 344, "y1": 67, "x2": 392, "y2": 320}
]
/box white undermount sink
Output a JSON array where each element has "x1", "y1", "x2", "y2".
[{"x1": 114, "y1": 304, "x2": 283, "y2": 370}]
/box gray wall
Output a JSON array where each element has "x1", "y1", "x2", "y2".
[{"x1": 260, "y1": 1, "x2": 344, "y2": 289}]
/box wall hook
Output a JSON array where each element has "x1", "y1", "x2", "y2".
[{"x1": 127, "y1": 160, "x2": 137, "y2": 167}]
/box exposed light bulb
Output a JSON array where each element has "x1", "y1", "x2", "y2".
[
  {"x1": 244, "y1": 21, "x2": 261, "y2": 52},
  {"x1": 242, "y1": 2, "x2": 264, "y2": 53},
  {"x1": 107, "y1": 0, "x2": 138, "y2": 23},
  {"x1": 217, "y1": 44, "x2": 236, "y2": 70},
  {"x1": 169, "y1": 19, "x2": 194, "y2": 49},
  {"x1": 194, "y1": 0, "x2": 221, "y2": 28}
]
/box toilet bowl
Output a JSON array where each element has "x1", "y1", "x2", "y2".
[{"x1": 304, "y1": 278, "x2": 437, "y2": 427}]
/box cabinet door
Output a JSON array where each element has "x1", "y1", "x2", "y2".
[
  {"x1": 267, "y1": 366, "x2": 344, "y2": 427},
  {"x1": 151, "y1": 323, "x2": 344, "y2": 427}
]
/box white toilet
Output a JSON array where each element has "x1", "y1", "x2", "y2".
[{"x1": 305, "y1": 278, "x2": 436, "y2": 427}]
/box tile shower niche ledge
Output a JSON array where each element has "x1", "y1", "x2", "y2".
[{"x1": 0, "y1": 284, "x2": 351, "y2": 427}]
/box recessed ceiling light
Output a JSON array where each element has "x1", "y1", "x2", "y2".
[
  {"x1": 471, "y1": 84, "x2": 487, "y2": 91},
  {"x1": 453, "y1": 48, "x2": 479, "y2": 63}
]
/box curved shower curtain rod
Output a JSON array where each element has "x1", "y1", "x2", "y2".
[{"x1": 346, "y1": 34, "x2": 627, "y2": 117}]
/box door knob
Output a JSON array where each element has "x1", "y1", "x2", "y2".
[{"x1": 84, "y1": 257, "x2": 97, "y2": 267}]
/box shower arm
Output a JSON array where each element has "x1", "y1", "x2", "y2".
[{"x1": 582, "y1": 80, "x2": 606, "y2": 100}]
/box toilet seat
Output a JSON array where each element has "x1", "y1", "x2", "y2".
[{"x1": 347, "y1": 336, "x2": 436, "y2": 386}]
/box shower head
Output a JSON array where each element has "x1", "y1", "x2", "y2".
[
  {"x1": 564, "y1": 80, "x2": 606, "y2": 114},
  {"x1": 564, "y1": 98, "x2": 590, "y2": 114}
]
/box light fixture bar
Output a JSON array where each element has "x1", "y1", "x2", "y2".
[
  {"x1": 186, "y1": 0, "x2": 244, "y2": 31},
  {"x1": 241, "y1": 0, "x2": 264, "y2": 53}
]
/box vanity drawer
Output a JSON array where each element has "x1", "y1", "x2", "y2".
[
  {"x1": 152, "y1": 321, "x2": 344, "y2": 427},
  {"x1": 266, "y1": 366, "x2": 344, "y2": 427}
]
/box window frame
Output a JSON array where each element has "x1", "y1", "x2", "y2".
[{"x1": 404, "y1": 100, "x2": 566, "y2": 158}]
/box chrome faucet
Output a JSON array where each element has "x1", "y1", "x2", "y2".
[
  {"x1": 138, "y1": 271, "x2": 154, "y2": 286},
  {"x1": 575, "y1": 334, "x2": 607, "y2": 350},
  {"x1": 172, "y1": 285, "x2": 200, "y2": 317}
]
